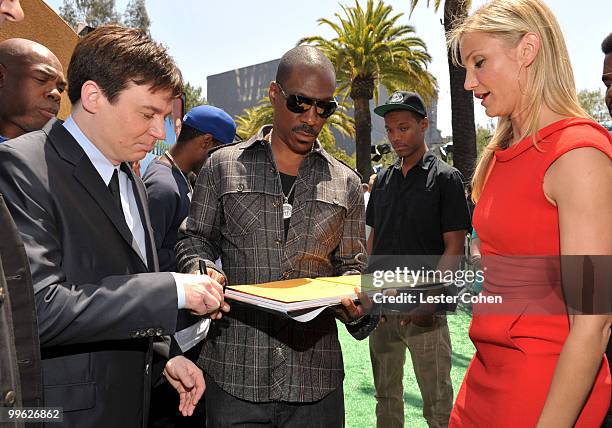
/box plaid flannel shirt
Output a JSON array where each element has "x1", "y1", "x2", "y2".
[{"x1": 176, "y1": 126, "x2": 368, "y2": 402}]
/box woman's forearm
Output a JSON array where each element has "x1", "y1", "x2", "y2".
[{"x1": 537, "y1": 317, "x2": 611, "y2": 427}]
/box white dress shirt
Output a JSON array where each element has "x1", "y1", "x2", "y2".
[{"x1": 63, "y1": 116, "x2": 186, "y2": 308}]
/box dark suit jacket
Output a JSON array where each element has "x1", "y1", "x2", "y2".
[
  {"x1": 0, "y1": 119, "x2": 179, "y2": 428},
  {"x1": 0, "y1": 255, "x2": 22, "y2": 428},
  {"x1": 0, "y1": 196, "x2": 43, "y2": 428}
]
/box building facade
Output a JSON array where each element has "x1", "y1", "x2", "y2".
[{"x1": 207, "y1": 58, "x2": 443, "y2": 155}]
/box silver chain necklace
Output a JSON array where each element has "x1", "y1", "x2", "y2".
[
  {"x1": 267, "y1": 130, "x2": 299, "y2": 219},
  {"x1": 281, "y1": 175, "x2": 297, "y2": 219}
]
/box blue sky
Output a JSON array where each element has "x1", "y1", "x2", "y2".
[{"x1": 44, "y1": 0, "x2": 611, "y2": 136}]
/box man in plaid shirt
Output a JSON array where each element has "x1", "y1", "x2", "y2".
[{"x1": 176, "y1": 46, "x2": 375, "y2": 426}]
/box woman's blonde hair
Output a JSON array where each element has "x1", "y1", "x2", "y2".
[{"x1": 447, "y1": 0, "x2": 588, "y2": 202}]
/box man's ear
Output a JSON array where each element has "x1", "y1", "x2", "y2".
[
  {"x1": 174, "y1": 118, "x2": 182, "y2": 138},
  {"x1": 80, "y1": 80, "x2": 105, "y2": 114},
  {"x1": 201, "y1": 133, "x2": 214, "y2": 149},
  {"x1": 519, "y1": 32, "x2": 540, "y2": 68},
  {"x1": 269, "y1": 81, "x2": 278, "y2": 105},
  {"x1": 420, "y1": 116, "x2": 429, "y2": 133}
]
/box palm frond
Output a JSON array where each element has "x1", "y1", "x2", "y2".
[{"x1": 300, "y1": 0, "x2": 435, "y2": 101}]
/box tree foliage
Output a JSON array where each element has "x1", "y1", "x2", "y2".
[
  {"x1": 183, "y1": 82, "x2": 207, "y2": 113},
  {"x1": 301, "y1": 0, "x2": 437, "y2": 103},
  {"x1": 60, "y1": 0, "x2": 150, "y2": 33},
  {"x1": 577, "y1": 89, "x2": 608, "y2": 122},
  {"x1": 123, "y1": 0, "x2": 150, "y2": 33},
  {"x1": 409, "y1": 0, "x2": 477, "y2": 183},
  {"x1": 475, "y1": 122, "x2": 494, "y2": 159},
  {"x1": 300, "y1": 0, "x2": 436, "y2": 180},
  {"x1": 60, "y1": 0, "x2": 120, "y2": 29}
]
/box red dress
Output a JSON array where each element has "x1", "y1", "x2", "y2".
[{"x1": 450, "y1": 118, "x2": 612, "y2": 427}]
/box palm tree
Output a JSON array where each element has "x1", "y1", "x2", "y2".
[
  {"x1": 299, "y1": 0, "x2": 437, "y2": 180},
  {"x1": 235, "y1": 98, "x2": 357, "y2": 168},
  {"x1": 234, "y1": 99, "x2": 273, "y2": 141},
  {"x1": 409, "y1": 0, "x2": 477, "y2": 182}
]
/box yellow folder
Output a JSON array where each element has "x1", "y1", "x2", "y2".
[{"x1": 228, "y1": 275, "x2": 366, "y2": 303}]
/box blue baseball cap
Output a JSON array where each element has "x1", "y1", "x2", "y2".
[{"x1": 182, "y1": 105, "x2": 236, "y2": 145}]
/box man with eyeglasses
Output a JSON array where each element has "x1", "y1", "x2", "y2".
[{"x1": 176, "y1": 45, "x2": 376, "y2": 426}]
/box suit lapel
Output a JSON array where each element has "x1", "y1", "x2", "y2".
[
  {"x1": 123, "y1": 165, "x2": 159, "y2": 272},
  {"x1": 46, "y1": 119, "x2": 148, "y2": 270}
]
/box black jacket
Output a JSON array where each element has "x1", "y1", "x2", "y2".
[
  {"x1": 0, "y1": 195, "x2": 42, "y2": 427},
  {"x1": 0, "y1": 119, "x2": 179, "y2": 427}
]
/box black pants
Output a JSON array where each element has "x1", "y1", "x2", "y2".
[{"x1": 204, "y1": 376, "x2": 344, "y2": 428}]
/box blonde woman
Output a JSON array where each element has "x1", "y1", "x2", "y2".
[{"x1": 447, "y1": 0, "x2": 612, "y2": 427}]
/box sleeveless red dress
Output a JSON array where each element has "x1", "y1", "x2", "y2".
[{"x1": 450, "y1": 118, "x2": 612, "y2": 427}]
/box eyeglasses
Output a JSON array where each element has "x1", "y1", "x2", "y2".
[{"x1": 276, "y1": 82, "x2": 338, "y2": 119}]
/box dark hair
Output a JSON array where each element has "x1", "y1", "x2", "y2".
[
  {"x1": 177, "y1": 124, "x2": 205, "y2": 144},
  {"x1": 276, "y1": 45, "x2": 335, "y2": 85},
  {"x1": 602, "y1": 33, "x2": 612, "y2": 55},
  {"x1": 67, "y1": 25, "x2": 182, "y2": 104}
]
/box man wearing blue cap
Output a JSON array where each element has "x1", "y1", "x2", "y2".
[
  {"x1": 144, "y1": 104, "x2": 235, "y2": 428},
  {"x1": 143, "y1": 105, "x2": 236, "y2": 272}
]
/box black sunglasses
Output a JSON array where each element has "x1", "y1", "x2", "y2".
[{"x1": 276, "y1": 82, "x2": 338, "y2": 119}]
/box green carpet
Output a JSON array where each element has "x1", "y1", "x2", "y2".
[{"x1": 339, "y1": 308, "x2": 475, "y2": 428}]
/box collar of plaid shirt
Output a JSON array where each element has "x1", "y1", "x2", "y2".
[{"x1": 241, "y1": 125, "x2": 337, "y2": 166}]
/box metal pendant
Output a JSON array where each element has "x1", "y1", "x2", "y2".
[{"x1": 282, "y1": 202, "x2": 293, "y2": 219}]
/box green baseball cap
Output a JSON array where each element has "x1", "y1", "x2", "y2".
[{"x1": 374, "y1": 91, "x2": 427, "y2": 118}]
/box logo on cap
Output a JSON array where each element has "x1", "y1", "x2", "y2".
[{"x1": 389, "y1": 92, "x2": 404, "y2": 103}]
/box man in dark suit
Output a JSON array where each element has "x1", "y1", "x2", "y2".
[
  {"x1": 0, "y1": 25, "x2": 228, "y2": 427},
  {"x1": 0, "y1": 195, "x2": 42, "y2": 414},
  {"x1": 0, "y1": 3, "x2": 41, "y2": 427}
]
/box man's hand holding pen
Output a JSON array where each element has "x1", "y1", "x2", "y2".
[
  {"x1": 175, "y1": 261, "x2": 230, "y2": 318},
  {"x1": 178, "y1": 260, "x2": 230, "y2": 319}
]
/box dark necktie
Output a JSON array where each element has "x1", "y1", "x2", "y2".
[{"x1": 108, "y1": 168, "x2": 124, "y2": 215}]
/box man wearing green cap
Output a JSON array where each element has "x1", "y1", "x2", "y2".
[{"x1": 367, "y1": 91, "x2": 470, "y2": 428}]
